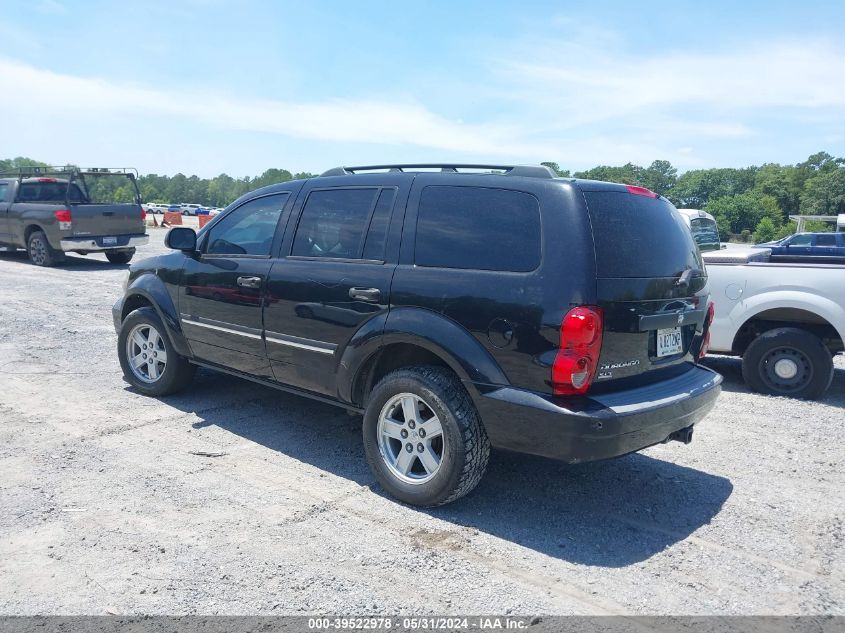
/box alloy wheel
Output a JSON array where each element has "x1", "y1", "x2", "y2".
[
  {"x1": 29, "y1": 237, "x2": 47, "y2": 265},
  {"x1": 377, "y1": 393, "x2": 445, "y2": 485},
  {"x1": 125, "y1": 323, "x2": 168, "y2": 383}
]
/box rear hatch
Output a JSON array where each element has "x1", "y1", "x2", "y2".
[{"x1": 581, "y1": 185, "x2": 709, "y2": 391}]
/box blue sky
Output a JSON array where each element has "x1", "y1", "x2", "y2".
[{"x1": 2, "y1": 0, "x2": 844, "y2": 177}]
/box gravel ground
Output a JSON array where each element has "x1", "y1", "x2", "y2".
[{"x1": 0, "y1": 228, "x2": 843, "y2": 615}]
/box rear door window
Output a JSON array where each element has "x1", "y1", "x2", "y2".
[
  {"x1": 815, "y1": 234, "x2": 836, "y2": 247},
  {"x1": 291, "y1": 188, "x2": 384, "y2": 260},
  {"x1": 362, "y1": 188, "x2": 396, "y2": 261},
  {"x1": 415, "y1": 185, "x2": 541, "y2": 272},
  {"x1": 583, "y1": 191, "x2": 702, "y2": 278}
]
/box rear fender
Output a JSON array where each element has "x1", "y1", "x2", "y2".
[
  {"x1": 337, "y1": 306, "x2": 509, "y2": 403},
  {"x1": 718, "y1": 291, "x2": 845, "y2": 352}
]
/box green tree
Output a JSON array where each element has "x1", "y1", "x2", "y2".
[
  {"x1": 800, "y1": 168, "x2": 845, "y2": 216},
  {"x1": 715, "y1": 215, "x2": 732, "y2": 242},
  {"x1": 541, "y1": 161, "x2": 570, "y2": 177},
  {"x1": 753, "y1": 162, "x2": 800, "y2": 218},
  {"x1": 705, "y1": 192, "x2": 781, "y2": 235},
  {"x1": 639, "y1": 160, "x2": 677, "y2": 197},
  {"x1": 574, "y1": 163, "x2": 640, "y2": 184},
  {"x1": 671, "y1": 167, "x2": 757, "y2": 208},
  {"x1": 752, "y1": 217, "x2": 777, "y2": 243},
  {"x1": 0, "y1": 156, "x2": 50, "y2": 172}
]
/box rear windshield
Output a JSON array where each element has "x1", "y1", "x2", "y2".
[
  {"x1": 18, "y1": 182, "x2": 87, "y2": 203},
  {"x1": 584, "y1": 191, "x2": 703, "y2": 278},
  {"x1": 690, "y1": 218, "x2": 721, "y2": 251}
]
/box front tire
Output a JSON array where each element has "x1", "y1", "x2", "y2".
[
  {"x1": 118, "y1": 307, "x2": 196, "y2": 396},
  {"x1": 363, "y1": 366, "x2": 490, "y2": 506},
  {"x1": 742, "y1": 327, "x2": 834, "y2": 400},
  {"x1": 106, "y1": 249, "x2": 135, "y2": 265},
  {"x1": 27, "y1": 231, "x2": 65, "y2": 267}
]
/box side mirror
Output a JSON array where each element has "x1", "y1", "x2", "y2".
[{"x1": 165, "y1": 227, "x2": 197, "y2": 252}]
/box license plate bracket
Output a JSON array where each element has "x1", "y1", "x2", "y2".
[{"x1": 657, "y1": 327, "x2": 683, "y2": 357}]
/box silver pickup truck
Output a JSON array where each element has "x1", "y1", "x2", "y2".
[
  {"x1": 0, "y1": 167, "x2": 148, "y2": 266},
  {"x1": 703, "y1": 246, "x2": 844, "y2": 399}
]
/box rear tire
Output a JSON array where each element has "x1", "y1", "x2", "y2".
[
  {"x1": 742, "y1": 327, "x2": 833, "y2": 400},
  {"x1": 118, "y1": 307, "x2": 196, "y2": 396},
  {"x1": 27, "y1": 231, "x2": 65, "y2": 267},
  {"x1": 363, "y1": 366, "x2": 490, "y2": 506},
  {"x1": 106, "y1": 249, "x2": 135, "y2": 265}
]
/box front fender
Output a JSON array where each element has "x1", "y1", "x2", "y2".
[
  {"x1": 123, "y1": 273, "x2": 192, "y2": 357},
  {"x1": 337, "y1": 307, "x2": 509, "y2": 403}
]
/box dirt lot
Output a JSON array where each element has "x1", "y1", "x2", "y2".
[{"x1": 0, "y1": 229, "x2": 843, "y2": 615}]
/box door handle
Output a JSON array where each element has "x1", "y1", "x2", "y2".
[
  {"x1": 349, "y1": 287, "x2": 381, "y2": 303},
  {"x1": 237, "y1": 276, "x2": 262, "y2": 289}
]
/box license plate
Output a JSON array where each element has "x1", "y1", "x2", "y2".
[
  {"x1": 657, "y1": 327, "x2": 683, "y2": 357},
  {"x1": 102, "y1": 236, "x2": 117, "y2": 245}
]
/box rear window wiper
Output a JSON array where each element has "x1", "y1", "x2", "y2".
[{"x1": 675, "y1": 268, "x2": 695, "y2": 289}]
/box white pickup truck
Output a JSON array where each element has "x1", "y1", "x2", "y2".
[{"x1": 702, "y1": 247, "x2": 845, "y2": 399}]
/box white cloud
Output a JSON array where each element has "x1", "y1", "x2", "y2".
[
  {"x1": 0, "y1": 57, "x2": 555, "y2": 159},
  {"x1": 498, "y1": 38, "x2": 845, "y2": 126}
]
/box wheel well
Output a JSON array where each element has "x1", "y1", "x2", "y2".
[
  {"x1": 732, "y1": 308, "x2": 844, "y2": 355},
  {"x1": 121, "y1": 294, "x2": 154, "y2": 322},
  {"x1": 24, "y1": 224, "x2": 43, "y2": 243},
  {"x1": 352, "y1": 343, "x2": 454, "y2": 407}
]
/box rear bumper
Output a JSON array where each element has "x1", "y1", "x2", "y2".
[
  {"x1": 473, "y1": 364, "x2": 722, "y2": 463},
  {"x1": 60, "y1": 234, "x2": 149, "y2": 252}
]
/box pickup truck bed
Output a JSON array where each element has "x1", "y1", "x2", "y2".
[{"x1": 703, "y1": 246, "x2": 845, "y2": 399}]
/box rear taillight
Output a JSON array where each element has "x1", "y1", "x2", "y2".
[
  {"x1": 54, "y1": 208, "x2": 72, "y2": 230},
  {"x1": 141, "y1": 207, "x2": 147, "y2": 221},
  {"x1": 552, "y1": 306, "x2": 604, "y2": 396},
  {"x1": 699, "y1": 302, "x2": 715, "y2": 359},
  {"x1": 625, "y1": 184, "x2": 658, "y2": 198}
]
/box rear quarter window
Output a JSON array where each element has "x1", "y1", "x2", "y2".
[
  {"x1": 415, "y1": 185, "x2": 541, "y2": 272},
  {"x1": 584, "y1": 191, "x2": 703, "y2": 278}
]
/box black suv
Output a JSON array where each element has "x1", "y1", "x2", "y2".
[{"x1": 113, "y1": 164, "x2": 721, "y2": 506}]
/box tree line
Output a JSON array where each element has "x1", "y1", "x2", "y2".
[
  {"x1": 4, "y1": 152, "x2": 844, "y2": 243},
  {"x1": 0, "y1": 157, "x2": 316, "y2": 211},
  {"x1": 542, "y1": 151, "x2": 845, "y2": 242}
]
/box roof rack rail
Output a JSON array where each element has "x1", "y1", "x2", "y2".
[
  {"x1": 0, "y1": 166, "x2": 139, "y2": 179},
  {"x1": 319, "y1": 164, "x2": 556, "y2": 179}
]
